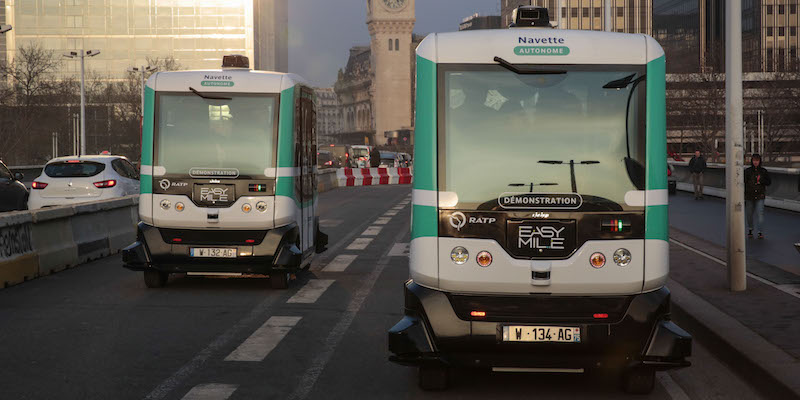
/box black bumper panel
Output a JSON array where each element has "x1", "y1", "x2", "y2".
[
  {"x1": 388, "y1": 281, "x2": 691, "y2": 371},
  {"x1": 122, "y1": 222, "x2": 301, "y2": 274}
]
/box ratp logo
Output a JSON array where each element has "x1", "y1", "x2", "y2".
[
  {"x1": 159, "y1": 179, "x2": 170, "y2": 191},
  {"x1": 449, "y1": 212, "x2": 467, "y2": 231}
]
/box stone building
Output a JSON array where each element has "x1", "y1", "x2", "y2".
[
  {"x1": 501, "y1": 0, "x2": 652, "y2": 34},
  {"x1": 314, "y1": 88, "x2": 341, "y2": 145}
]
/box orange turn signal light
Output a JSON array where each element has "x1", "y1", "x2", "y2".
[{"x1": 470, "y1": 311, "x2": 486, "y2": 317}]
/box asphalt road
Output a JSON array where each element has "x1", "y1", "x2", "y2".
[{"x1": 0, "y1": 185, "x2": 766, "y2": 399}]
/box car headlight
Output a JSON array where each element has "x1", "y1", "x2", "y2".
[
  {"x1": 160, "y1": 199, "x2": 171, "y2": 210},
  {"x1": 613, "y1": 248, "x2": 632, "y2": 267},
  {"x1": 450, "y1": 246, "x2": 469, "y2": 265}
]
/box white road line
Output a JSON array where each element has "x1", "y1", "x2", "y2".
[
  {"x1": 287, "y1": 280, "x2": 335, "y2": 304},
  {"x1": 361, "y1": 226, "x2": 383, "y2": 236},
  {"x1": 388, "y1": 243, "x2": 409, "y2": 257},
  {"x1": 669, "y1": 238, "x2": 800, "y2": 300},
  {"x1": 180, "y1": 384, "x2": 238, "y2": 400},
  {"x1": 322, "y1": 254, "x2": 357, "y2": 272},
  {"x1": 224, "y1": 316, "x2": 302, "y2": 362},
  {"x1": 384, "y1": 210, "x2": 399, "y2": 216},
  {"x1": 346, "y1": 237, "x2": 373, "y2": 250},
  {"x1": 392, "y1": 205, "x2": 405, "y2": 210},
  {"x1": 373, "y1": 217, "x2": 391, "y2": 225},
  {"x1": 657, "y1": 372, "x2": 691, "y2": 400},
  {"x1": 286, "y1": 220, "x2": 410, "y2": 400}
]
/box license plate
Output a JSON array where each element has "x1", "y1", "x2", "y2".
[
  {"x1": 190, "y1": 248, "x2": 237, "y2": 258},
  {"x1": 502, "y1": 326, "x2": 581, "y2": 343}
]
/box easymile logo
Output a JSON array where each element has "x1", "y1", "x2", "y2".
[{"x1": 518, "y1": 225, "x2": 566, "y2": 250}]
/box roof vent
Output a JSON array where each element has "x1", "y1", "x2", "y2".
[
  {"x1": 222, "y1": 55, "x2": 250, "y2": 69},
  {"x1": 510, "y1": 6, "x2": 553, "y2": 29}
]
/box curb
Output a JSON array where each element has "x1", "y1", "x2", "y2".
[{"x1": 668, "y1": 278, "x2": 800, "y2": 400}]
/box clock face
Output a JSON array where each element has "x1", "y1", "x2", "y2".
[{"x1": 382, "y1": 0, "x2": 406, "y2": 10}]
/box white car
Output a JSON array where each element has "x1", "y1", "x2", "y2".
[{"x1": 28, "y1": 155, "x2": 140, "y2": 210}]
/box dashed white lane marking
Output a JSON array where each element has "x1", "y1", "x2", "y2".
[
  {"x1": 384, "y1": 210, "x2": 399, "y2": 216},
  {"x1": 322, "y1": 254, "x2": 357, "y2": 272},
  {"x1": 669, "y1": 238, "x2": 800, "y2": 300},
  {"x1": 392, "y1": 205, "x2": 405, "y2": 210},
  {"x1": 286, "y1": 219, "x2": 410, "y2": 400},
  {"x1": 346, "y1": 237, "x2": 373, "y2": 250},
  {"x1": 361, "y1": 226, "x2": 382, "y2": 236},
  {"x1": 373, "y1": 217, "x2": 391, "y2": 225},
  {"x1": 657, "y1": 372, "x2": 691, "y2": 400},
  {"x1": 319, "y1": 219, "x2": 342, "y2": 228},
  {"x1": 287, "y1": 280, "x2": 335, "y2": 304},
  {"x1": 388, "y1": 243, "x2": 409, "y2": 257},
  {"x1": 224, "y1": 316, "x2": 302, "y2": 362},
  {"x1": 180, "y1": 384, "x2": 238, "y2": 400}
]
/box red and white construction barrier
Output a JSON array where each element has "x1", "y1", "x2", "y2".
[{"x1": 336, "y1": 168, "x2": 413, "y2": 187}]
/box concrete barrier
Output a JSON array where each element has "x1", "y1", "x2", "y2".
[
  {"x1": 670, "y1": 161, "x2": 800, "y2": 212},
  {"x1": 336, "y1": 167, "x2": 413, "y2": 187},
  {"x1": 0, "y1": 195, "x2": 139, "y2": 289},
  {"x1": 317, "y1": 169, "x2": 338, "y2": 193}
]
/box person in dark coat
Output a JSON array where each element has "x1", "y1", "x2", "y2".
[
  {"x1": 688, "y1": 149, "x2": 707, "y2": 199},
  {"x1": 369, "y1": 146, "x2": 381, "y2": 168},
  {"x1": 744, "y1": 154, "x2": 771, "y2": 239}
]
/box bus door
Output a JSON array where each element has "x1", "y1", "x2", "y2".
[{"x1": 298, "y1": 88, "x2": 316, "y2": 255}]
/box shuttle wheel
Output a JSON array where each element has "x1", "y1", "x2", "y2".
[
  {"x1": 270, "y1": 272, "x2": 289, "y2": 289},
  {"x1": 621, "y1": 368, "x2": 655, "y2": 395},
  {"x1": 143, "y1": 270, "x2": 169, "y2": 288},
  {"x1": 418, "y1": 365, "x2": 449, "y2": 391}
]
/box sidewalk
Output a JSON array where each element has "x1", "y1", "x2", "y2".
[{"x1": 668, "y1": 227, "x2": 800, "y2": 399}]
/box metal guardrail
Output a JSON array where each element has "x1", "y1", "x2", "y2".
[{"x1": 669, "y1": 161, "x2": 800, "y2": 212}]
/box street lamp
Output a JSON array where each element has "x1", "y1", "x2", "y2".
[
  {"x1": 0, "y1": 25, "x2": 12, "y2": 34},
  {"x1": 128, "y1": 65, "x2": 158, "y2": 117},
  {"x1": 63, "y1": 49, "x2": 101, "y2": 156}
]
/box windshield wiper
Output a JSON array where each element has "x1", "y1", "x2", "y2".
[
  {"x1": 189, "y1": 87, "x2": 232, "y2": 101},
  {"x1": 494, "y1": 57, "x2": 566, "y2": 75},
  {"x1": 509, "y1": 182, "x2": 558, "y2": 192},
  {"x1": 537, "y1": 160, "x2": 600, "y2": 193}
]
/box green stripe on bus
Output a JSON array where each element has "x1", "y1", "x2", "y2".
[
  {"x1": 645, "y1": 205, "x2": 668, "y2": 241},
  {"x1": 276, "y1": 86, "x2": 295, "y2": 198},
  {"x1": 414, "y1": 56, "x2": 437, "y2": 193},
  {"x1": 411, "y1": 204, "x2": 438, "y2": 239},
  {"x1": 645, "y1": 56, "x2": 668, "y2": 242},
  {"x1": 141, "y1": 86, "x2": 156, "y2": 194},
  {"x1": 646, "y1": 56, "x2": 667, "y2": 192}
]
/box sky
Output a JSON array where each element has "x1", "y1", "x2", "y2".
[{"x1": 288, "y1": 0, "x2": 501, "y2": 87}]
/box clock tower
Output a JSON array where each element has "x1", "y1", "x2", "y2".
[{"x1": 367, "y1": 0, "x2": 415, "y2": 146}]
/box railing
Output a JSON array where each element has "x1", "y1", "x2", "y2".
[{"x1": 669, "y1": 161, "x2": 800, "y2": 212}]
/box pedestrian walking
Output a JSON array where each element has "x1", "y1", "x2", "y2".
[
  {"x1": 369, "y1": 146, "x2": 381, "y2": 168},
  {"x1": 688, "y1": 149, "x2": 707, "y2": 199},
  {"x1": 744, "y1": 154, "x2": 771, "y2": 239}
]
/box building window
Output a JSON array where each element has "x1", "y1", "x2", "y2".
[
  {"x1": 388, "y1": 38, "x2": 393, "y2": 51},
  {"x1": 571, "y1": 7, "x2": 578, "y2": 17},
  {"x1": 395, "y1": 39, "x2": 400, "y2": 51},
  {"x1": 779, "y1": 5, "x2": 784, "y2": 14},
  {"x1": 791, "y1": 27, "x2": 797, "y2": 36},
  {"x1": 779, "y1": 27, "x2": 785, "y2": 36},
  {"x1": 792, "y1": 4, "x2": 797, "y2": 14},
  {"x1": 562, "y1": 8, "x2": 566, "y2": 18},
  {"x1": 582, "y1": 7, "x2": 589, "y2": 17},
  {"x1": 617, "y1": 7, "x2": 624, "y2": 17},
  {"x1": 767, "y1": 5, "x2": 773, "y2": 15},
  {"x1": 767, "y1": 27, "x2": 773, "y2": 36}
]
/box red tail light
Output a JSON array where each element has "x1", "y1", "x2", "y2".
[
  {"x1": 667, "y1": 168, "x2": 672, "y2": 177},
  {"x1": 93, "y1": 179, "x2": 117, "y2": 188},
  {"x1": 245, "y1": 239, "x2": 256, "y2": 244},
  {"x1": 593, "y1": 313, "x2": 609, "y2": 319},
  {"x1": 470, "y1": 311, "x2": 486, "y2": 317},
  {"x1": 31, "y1": 181, "x2": 48, "y2": 189},
  {"x1": 171, "y1": 238, "x2": 182, "y2": 243}
]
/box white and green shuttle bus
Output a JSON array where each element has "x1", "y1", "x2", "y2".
[
  {"x1": 123, "y1": 55, "x2": 326, "y2": 289},
  {"x1": 388, "y1": 7, "x2": 690, "y2": 394}
]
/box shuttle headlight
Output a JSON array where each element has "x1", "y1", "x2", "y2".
[
  {"x1": 450, "y1": 246, "x2": 469, "y2": 265},
  {"x1": 175, "y1": 202, "x2": 185, "y2": 212},
  {"x1": 613, "y1": 248, "x2": 632, "y2": 267},
  {"x1": 256, "y1": 201, "x2": 268, "y2": 212},
  {"x1": 590, "y1": 252, "x2": 606, "y2": 269},
  {"x1": 242, "y1": 203, "x2": 252, "y2": 213},
  {"x1": 160, "y1": 199, "x2": 171, "y2": 210}
]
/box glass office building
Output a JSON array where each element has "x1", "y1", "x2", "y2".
[{"x1": 4, "y1": 0, "x2": 287, "y2": 79}]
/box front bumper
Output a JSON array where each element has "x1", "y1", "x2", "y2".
[
  {"x1": 122, "y1": 222, "x2": 301, "y2": 274},
  {"x1": 388, "y1": 281, "x2": 691, "y2": 371}
]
